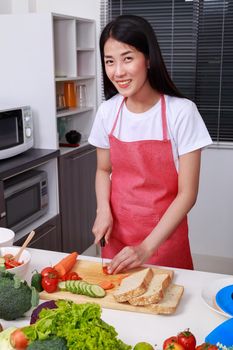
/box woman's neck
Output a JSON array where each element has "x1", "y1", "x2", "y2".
[{"x1": 126, "y1": 88, "x2": 161, "y2": 113}]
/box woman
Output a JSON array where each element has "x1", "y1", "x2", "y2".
[{"x1": 88, "y1": 15, "x2": 212, "y2": 273}]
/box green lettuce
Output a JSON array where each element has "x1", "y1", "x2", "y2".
[{"x1": 23, "y1": 300, "x2": 131, "y2": 350}]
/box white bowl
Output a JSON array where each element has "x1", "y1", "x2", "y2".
[
  {"x1": 0, "y1": 246, "x2": 31, "y2": 279},
  {"x1": 0, "y1": 228, "x2": 15, "y2": 247}
]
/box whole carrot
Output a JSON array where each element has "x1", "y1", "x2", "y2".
[{"x1": 53, "y1": 251, "x2": 78, "y2": 277}]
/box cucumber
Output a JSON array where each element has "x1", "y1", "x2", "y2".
[
  {"x1": 58, "y1": 279, "x2": 106, "y2": 298},
  {"x1": 58, "y1": 281, "x2": 66, "y2": 291},
  {"x1": 89, "y1": 284, "x2": 106, "y2": 298}
]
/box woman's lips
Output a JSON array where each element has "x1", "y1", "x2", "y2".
[{"x1": 116, "y1": 79, "x2": 131, "y2": 88}]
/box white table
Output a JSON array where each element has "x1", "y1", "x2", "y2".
[{"x1": 1, "y1": 248, "x2": 231, "y2": 348}]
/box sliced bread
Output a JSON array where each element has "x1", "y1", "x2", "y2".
[
  {"x1": 146, "y1": 284, "x2": 184, "y2": 314},
  {"x1": 128, "y1": 273, "x2": 171, "y2": 306},
  {"x1": 113, "y1": 267, "x2": 153, "y2": 303}
]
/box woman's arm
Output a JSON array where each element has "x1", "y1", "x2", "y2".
[
  {"x1": 108, "y1": 149, "x2": 201, "y2": 273},
  {"x1": 92, "y1": 147, "x2": 113, "y2": 244}
]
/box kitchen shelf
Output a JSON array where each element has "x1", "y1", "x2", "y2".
[
  {"x1": 55, "y1": 75, "x2": 95, "y2": 82},
  {"x1": 56, "y1": 106, "x2": 93, "y2": 118}
]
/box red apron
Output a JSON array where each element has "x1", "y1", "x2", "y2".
[{"x1": 102, "y1": 95, "x2": 193, "y2": 269}]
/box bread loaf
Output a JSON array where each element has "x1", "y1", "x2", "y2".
[
  {"x1": 128, "y1": 273, "x2": 171, "y2": 306},
  {"x1": 146, "y1": 284, "x2": 184, "y2": 314},
  {"x1": 113, "y1": 267, "x2": 153, "y2": 302}
]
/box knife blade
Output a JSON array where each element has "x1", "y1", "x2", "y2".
[{"x1": 100, "y1": 236, "x2": 106, "y2": 268}]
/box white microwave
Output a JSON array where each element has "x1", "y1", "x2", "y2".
[{"x1": 0, "y1": 106, "x2": 34, "y2": 160}]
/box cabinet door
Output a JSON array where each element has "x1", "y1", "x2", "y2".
[
  {"x1": 59, "y1": 147, "x2": 97, "y2": 253},
  {"x1": 15, "y1": 215, "x2": 62, "y2": 252},
  {"x1": 0, "y1": 180, "x2": 7, "y2": 227}
]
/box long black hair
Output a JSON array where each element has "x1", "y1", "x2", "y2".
[{"x1": 100, "y1": 14, "x2": 185, "y2": 100}]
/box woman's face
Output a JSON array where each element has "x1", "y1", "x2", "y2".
[{"x1": 103, "y1": 37, "x2": 150, "y2": 99}]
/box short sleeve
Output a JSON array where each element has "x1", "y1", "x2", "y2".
[
  {"x1": 88, "y1": 103, "x2": 110, "y2": 149},
  {"x1": 173, "y1": 101, "x2": 212, "y2": 156}
]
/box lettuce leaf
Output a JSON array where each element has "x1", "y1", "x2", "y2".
[{"x1": 23, "y1": 300, "x2": 131, "y2": 350}]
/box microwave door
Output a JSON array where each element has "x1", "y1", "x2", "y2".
[{"x1": 0, "y1": 110, "x2": 23, "y2": 150}]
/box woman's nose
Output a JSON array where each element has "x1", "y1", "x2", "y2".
[{"x1": 114, "y1": 62, "x2": 125, "y2": 76}]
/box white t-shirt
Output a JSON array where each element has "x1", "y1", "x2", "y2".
[{"x1": 88, "y1": 94, "x2": 212, "y2": 170}]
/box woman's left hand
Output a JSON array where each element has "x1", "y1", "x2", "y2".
[{"x1": 107, "y1": 244, "x2": 151, "y2": 274}]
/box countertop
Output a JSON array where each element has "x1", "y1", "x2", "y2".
[
  {"x1": 0, "y1": 148, "x2": 59, "y2": 180},
  {"x1": 1, "y1": 248, "x2": 231, "y2": 348}
]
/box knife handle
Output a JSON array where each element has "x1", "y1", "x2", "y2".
[{"x1": 100, "y1": 236, "x2": 105, "y2": 247}]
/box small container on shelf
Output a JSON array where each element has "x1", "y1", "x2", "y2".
[
  {"x1": 64, "y1": 81, "x2": 77, "y2": 108},
  {"x1": 77, "y1": 84, "x2": 87, "y2": 107}
]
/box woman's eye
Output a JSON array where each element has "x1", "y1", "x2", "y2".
[
  {"x1": 124, "y1": 56, "x2": 133, "y2": 62},
  {"x1": 105, "y1": 59, "x2": 113, "y2": 65}
]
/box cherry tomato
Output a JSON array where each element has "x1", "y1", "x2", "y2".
[
  {"x1": 41, "y1": 276, "x2": 58, "y2": 293},
  {"x1": 163, "y1": 337, "x2": 178, "y2": 350},
  {"x1": 196, "y1": 343, "x2": 218, "y2": 350},
  {"x1": 164, "y1": 342, "x2": 185, "y2": 350},
  {"x1": 10, "y1": 328, "x2": 29, "y2": 350},
  {"x1": 61, "y1": 271, "x2": 82, "y2": 281},
  {"x1": 41, "y1": 266, "x2": 59, "y2": 279},
  {"x1": 102, "y1": 265, "x2": 111, "y2": 275},
  {"x1": 177, "y1": 330, "x2": 196, "y2": 350}
]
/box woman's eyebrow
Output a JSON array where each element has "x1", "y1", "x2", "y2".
[{"x1": 104, "y1": 50, "x2": 134, "y2": 58}]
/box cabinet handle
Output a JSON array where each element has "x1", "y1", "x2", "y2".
[
  {"x1": 70, "y1": 149, "x2": 95, "y2": 161},
  {"x1": 0, "y1": 211, "x2": 6, "y2": 219}
]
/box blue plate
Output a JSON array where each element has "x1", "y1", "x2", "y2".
[
  {"x1": 205, "y1": 317, "x2": 233, "y2": 346},
  {"x1": 215, "y1": 285, "x2": 233, "y2": 317}
]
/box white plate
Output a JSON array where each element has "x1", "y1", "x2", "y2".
[{"x1": 201, "y1": 277, "x2": 233, "y2": 318}]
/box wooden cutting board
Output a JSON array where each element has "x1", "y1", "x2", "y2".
[{"x1": 40, "y1": 260, "x2": 174, "y2": 315}]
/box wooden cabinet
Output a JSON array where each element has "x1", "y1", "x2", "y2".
[
  {"x1": 0, "y1": 180, "x2": 6, "y2": 228},
  {"x1": 59, "y1": 145, "x2": 97, "y2": 253},
  {"x1": 15, "y1": 215, "x2": 62, "y2": 251}
]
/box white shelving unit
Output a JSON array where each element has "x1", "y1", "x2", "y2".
[
  {"x1": 0, "y1": 12, "x2": 97, "y2": 238},
  {"x1": 53, "y1": 14, "x2": 97, "y2": 154}
]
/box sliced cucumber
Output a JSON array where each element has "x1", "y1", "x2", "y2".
[
  {"x1": 58, "y1": 279, "x2": 106, "y2": 298},
  {"x1": 89, "y1": 284, "x2": 106, "y2": 298},
  {"x1": 58, "y1": 281, "x2": 66, "y2": 291}
]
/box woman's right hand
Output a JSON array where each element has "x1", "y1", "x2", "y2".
[{"x1": 92, "y1": 207, "x2": 113, "y2": 244}]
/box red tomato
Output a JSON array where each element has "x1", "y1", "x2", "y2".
[
  {"x1": 10, "y1": 329, "x2": 29, "y2": 350},
  {"x1": 61, "y1": 271, "x2": 82, "y2": 281},
  {"x1": 41, "y1": 266, "x2": 59, "y2": 279},
  {"x1": 41, "y1": 276, "x2": 58, "y2": 293},
  {"x1": 196, "y1": 343, "x2": 218, "y2": 350},
  {"x1": 164, "y1": 342, "x2": 185, "y2": 350},
  {"x1": 163, "y1": 336, "x2": 178, "y2": 350},
  {"x1": 177, "y1": 330, "x2": 196, "y2": 350},
  {"x1": 102, "y1": 265, "x2": 111, "y2": 275}
]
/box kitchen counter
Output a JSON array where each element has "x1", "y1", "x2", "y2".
[
  {"x1": 0, "y1": 148, "x2": 59, "y2": 180},
  {"x1": 1, "y1": 248, "x2": 231, "y2": 347}
]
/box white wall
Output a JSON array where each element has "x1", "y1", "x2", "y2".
[{"x1": 189, "y1": 147, "x2": 233, "y2": 273}]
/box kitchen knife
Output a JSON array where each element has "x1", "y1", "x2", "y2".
[{"x1": 100, "y1": 236, "x2": 106, "y2": 268}]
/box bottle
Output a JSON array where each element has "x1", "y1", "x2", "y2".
[{"x1": 64, "y1": 82, "x2": 77, "y2": 108}]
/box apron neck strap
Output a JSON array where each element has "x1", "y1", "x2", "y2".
[
  {"x1": 161, "y1": 94, "x2": 168, "y2": 141},
  {"x1": 110, "y1": 97, "x2": 125, "y2": 136}
]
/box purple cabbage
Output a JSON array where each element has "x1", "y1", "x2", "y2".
[{"x1": 30, "y1": 300, "x2": 57, "y2": 324}]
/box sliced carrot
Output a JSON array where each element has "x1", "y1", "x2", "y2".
[
  {"x1": 98, "y1": 281, "x2": 115, "y2": 290},
  {"x1": 53, "y1": 252, "x2": 78, "y2": 277}
]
